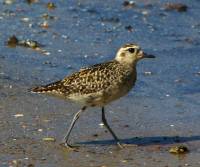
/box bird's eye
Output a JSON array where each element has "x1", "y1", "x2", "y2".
[{"x1": 128, "y1": 48, "x2": 135, "y2": 53}]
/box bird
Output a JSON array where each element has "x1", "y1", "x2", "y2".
[{"x1": 31, "y1": 43, "x2": 155, "y2": 149}]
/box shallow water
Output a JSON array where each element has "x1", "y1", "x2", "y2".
[{"x1": 0, "y1": 0, "x2": 200, "y2": 166}]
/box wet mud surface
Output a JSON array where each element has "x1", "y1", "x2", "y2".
[{"x1": 0, "y1": 0, "x2": 200, "y2": 166}]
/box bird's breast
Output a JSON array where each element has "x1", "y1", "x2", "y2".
[{"x1": 100, "y1": 69, "x2": 137, "y2": 105}]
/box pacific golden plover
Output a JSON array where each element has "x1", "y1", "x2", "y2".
[{"x1": 31, "y1": 43, "x2": 155, "y2": 149}]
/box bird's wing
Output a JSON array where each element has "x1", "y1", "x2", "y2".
[
  {"x1": 31, "y1": 60, "x2": 122, "y2": 96},
  {"x1": 61, "y1": 60, "x2": 120, "y2": 95},
  {"x1": 31, "y1": 80, "x2": 64, "y2": 93}
]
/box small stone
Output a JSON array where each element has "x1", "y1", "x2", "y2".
[
  {"x1": 22, "y1": 125, "x2": 27, "y2": 129},
  {"x1": 169, "y1": 145, "x2": 189, "y2": 154},
  {"x1": 62, "y1": 35, "x2": 68, "y2": 39},
  {"x1": 42, "y1": 137, "x2": 56, "y2": 142},
  {"x1": 14, "y1": 114, "x2": 24, "y2": 118},
  {"x1": 124, "y1": 124, "x2": 129, "y2": 128},
  {"x1": 99, "y1": 123, "x2": 104, "y2": 127},
  {"x1": 11, "y1": 160, "x2": 18, "y2": 165},
  {"x1": 93, "y1": 134, "x2": 98, "y2": 137},
  {"x1": 21, "y1": 17, "x2": 30, "y2": 22},
  {"x1": 123, "y1": 1, "x2": 136, "y2": 8},
  {"x1": 4, "y1": 0, "x2": 15, "y2": 5},
  {"x1": 7, "y1": 35, "x2": 18, "y2": 47},
  {"x1": 26, "y1": 0, "x2": 38, "y2": 4},
  {"x1": 195, "y1": 71, "x2": 200, "y2": 76},
  {"x1": 142, "y1": 10, "x2": 149, "y2": 16},
  {"x1": 174, "y1": 79, "x2": 183, "y2": 83},
  {"x1": 100, "y1": 17, "x2": 120, "y2": 23},
  {"x1": 18, "y1": 39, "x2": 42, "y2": 49},
  {"x1": 40, "y1": 21, "x2": 49, "y2": 28},
  {"x1": 125, "y1": 25, "x2": 134, "y2": 32},
  {"x1": 47, "y1": 2, "x2": 56, "y2": 10},
  {"x1": 164, "y1": 3, "x2": 188, "y2": 12},
  {"x1": 41, "y1": 157, "x2": 46, "y2": 160},
  {"x1": 43, "y1": 51, "x2": 51, "y2": 56},
  {"x1": 42, "y1": 13, "x2": 55, "y2": 20},
  {"x1": 144, "y1": 71, "x2": 152, "y2": 76},
  {"x1": 43, "y1": 119, "x2": 51, "y2": 122}
]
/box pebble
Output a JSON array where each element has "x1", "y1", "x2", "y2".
[
  {"x1": 169, "y1": 145, "x2": 189, "y2": 154},
  {"x1": 144, "y1": 71, "x2": 152, "y2": 76},
  {"x1": 99, "y1": 123, "x2": 104, "y2": 127},
  {"x1": 42, "y1": 137, "x2": 56, "y2": 142},
  {"x1": 164, "y1": 3, "x2": 188, "y2": 12},
  {"x1": 14, "y1": 114, "x2": 24, "y2": 118}
]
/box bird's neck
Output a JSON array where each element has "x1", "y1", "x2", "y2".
[{"x1": 116, "y1": 60, "x2": 137, "y2": 72}]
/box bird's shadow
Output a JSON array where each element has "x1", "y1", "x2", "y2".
[{"x1": 78, "y1": 136, "x2": 200, "y2": 146}]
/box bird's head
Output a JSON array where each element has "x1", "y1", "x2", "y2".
[{"x1": 115, "y1": 43, "x2": 155, "y2": 66}]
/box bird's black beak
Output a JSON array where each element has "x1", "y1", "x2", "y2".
[{"x1": 143, "y1": 52, "x2": 155, "y2": 58}]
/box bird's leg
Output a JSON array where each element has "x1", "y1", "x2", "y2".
[
  {"x1": 64, "y1": 106, "x2": 87, "y2": 149},
  {"x1": 101, "y1": 107, "x2": 123, "y2": 148}
]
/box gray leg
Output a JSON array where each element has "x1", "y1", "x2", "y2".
[
  {"x1": 64, "y1": 106, "x2": 86, "y2": 148},
  {"x1": 101, "y1": 107, "x2": 123, "y2": 148}
]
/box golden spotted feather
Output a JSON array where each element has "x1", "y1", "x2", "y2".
[{"x1": 32, "y1": 60, "x2": 136, "y2": 97}]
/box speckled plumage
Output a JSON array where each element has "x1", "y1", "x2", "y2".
[
  {"x1": 31, "y1": 43, "x2": 155, "y2": 149},
  {"x1": 32, "y1": 60, "x2": 136, "y2": 106}
]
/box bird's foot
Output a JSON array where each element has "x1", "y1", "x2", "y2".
[
  {"x1": 60, "y1": 142, "x2": 80, "y2": 151},
  {"x1": 116, "y1": 141, "x2": 137, "y2": 148},
  {"x1": 65, "y1": 143, "x2": 80, "y2": 151},
  {"x1": 117, "y1": 141, "x2": 125, "y2": 149}
]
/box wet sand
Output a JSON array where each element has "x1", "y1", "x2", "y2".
[{"x1": 0, "y1": 0, "x2": 200, "y2": 166}]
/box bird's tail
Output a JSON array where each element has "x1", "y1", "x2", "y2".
[
  {"x1": 30, "y1": 86, "x2": 48, "y2": 93},
  {"x1": 30, "y1": 80, "x2": 62, "y2": 93}
]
